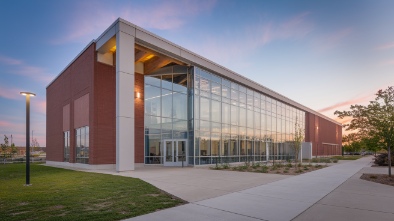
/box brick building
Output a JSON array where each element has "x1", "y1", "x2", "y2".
[{"x1": 46, "y1": 18, "x2": 342, "y2": 171}]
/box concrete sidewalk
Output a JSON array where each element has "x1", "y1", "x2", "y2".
[
  {"x1": 294, "y1": 164, "x2": 394, "y2": 221},
  {"x1": 127, "y1": 157, "x2": 389, "y2": 221}
]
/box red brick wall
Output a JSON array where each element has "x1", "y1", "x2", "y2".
[
  {"x1": 46, "y1": 43, "x2": 95, "y2": 163},
  {"x1": 135, "y1": 73, "x2": 145, "y2": 163},
  {"x1": 48, "y1": 43, "x2": 147, "y2": 165},
  {"x1": 90, "y1": 60, "x2": 116, "y2": 164},
  {"x1": 305, "y1": 112, "x2": 342, "y2": 156}
]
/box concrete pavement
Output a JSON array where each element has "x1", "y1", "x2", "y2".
[
  {"x1": 294, "y1": 164, "x2": 394, "y2": 221},
  {"x1": 127, "y1": 157, "x2": 394, "y2": 221}
]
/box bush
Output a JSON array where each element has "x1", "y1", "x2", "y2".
[
  {"x1": 222, "y1": 163, "x2": 230, "y2": 169},
  {"x1": 374, "y1": 153, "x2": 394, "y2": 166},
  {"x1": 286, "y1": 163, "x2": 293, "y2": 168},
  {"x1": 332, "y1": 159, "x2": 338, "y2": 163},
  {"x1": 261, "y1": 166, "x2": 268, "y2": 173}
]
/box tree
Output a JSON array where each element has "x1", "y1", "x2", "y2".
[
  {"x1": 292, "y1": 119, "x2": 305, "y2": 168},
  {"x1": 335, "y1": 86, "x2": 394, "y2": 177},
  {"x1": 10, "y1": 143, "x2": 17, "y2": 157},
  {"x1": 31, "y1": 138, "x2": 40, "y2": 152},
  {"x1": 342, "y1": 133, "x2": 364, "y2": 154},
  {"x1": 1, "y1": 135, "x2": 9, "y2": 158},
  {"x1": 362, "y1": 135, "x2": 383, "y2": 156}
]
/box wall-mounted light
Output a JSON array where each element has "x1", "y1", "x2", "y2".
[{"x1": 135, "y1": 92, "x2": 141, "y2": 98}]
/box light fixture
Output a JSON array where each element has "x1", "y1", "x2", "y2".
[
  {"x1": 20, "y1": 92, "x2": 36, "y2": 96},
  {"x1": 136, "y1": 92, "x2": 141, "y2": 98},
  {"x1": 20, "y1": 91, "x2": 35, "y2": 186}
]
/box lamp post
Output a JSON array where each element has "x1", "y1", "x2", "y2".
[{"x1": 20, "y1": 92, "x2": 35, "y2": 186}]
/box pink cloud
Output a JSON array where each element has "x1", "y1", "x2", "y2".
[
  {"x1": 379, "y1": 59, "x2": 394, "y2": 66},
  {"x1": 32, "y1": 99, "x2": 46, "y2": 115},
  {"x1": 0, "y1": 55, "x2": 23, "y2": 65},
  {"x1": 315, "y1": 28, "x2": 352, "y2": 52},
  {"x1": 190, "y1": 12, "x2": 313, "y2": 64},
  {"x1": 52, "y1": 0, "x2": 217, "y2": 44},
  {"x1": 317, "y1": 94, "x2": 372, "y2": 113},
  {"x1": 0, "y1": 54, "x2": 53, "y2": 84},
  {"x1": 278, "y1": 12, "x2": 313, "y2": 39},
  {"x1": 376, "y1": 42, "x2": 394, "y2": 50},
  {"x1": 0, "y1": 118, "x2": 46, "y2": 147},
  {"x1": 0, "y1": 85, "x2": 24, "y2": 100}
]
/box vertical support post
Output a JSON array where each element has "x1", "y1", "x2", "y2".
[
  {"x1": 26, "y1": 95, "x2": 30, "y2": 185},
  {"x1": 116, "y1": 23, "x2": 135, "y2": 172}
]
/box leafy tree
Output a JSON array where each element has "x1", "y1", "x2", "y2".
[
  {"x1": 335, "y1": 86, "x2": 394, "y2": 177},
  {"x1": 31, "y1": 138, "x2": 40, "y2": 152},
  {"x1": 342, "y1": 133, "x2": 364, "y2": 154},
  {"x1": 1, "y1": 135, "x2": 9, "y2": 158},
  {"x1": 10, "y1": 143, "x2": 17, "y2": 157},
  {"x1": 292, "y1": 119, "x2": 305, "y2": 168},
  {"x1": 362, "y1": 135, "x2": 383, "y2": 156}
]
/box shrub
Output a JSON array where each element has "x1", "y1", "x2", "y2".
[
  {"x1": 374, "y1": 153, "x2": 394, "y2": 166},
  {"x1": 332, "y1": 159, "x2": 338, "y2": 163},
  {"x1": 286, "y1": 163, "x2": 293, "y2": 168},
  {"x1": 222, "y1": 163, "x2": 230, "y2": 169},
  {"x1": 283, "y1": 170, "x2": 288, "y2": 173},
  {"x1": 369, "y1": 175, "x2": 377, "y2": 179},
  {"x1": 261, "y1": 166, "x2": 268, "y2": 173}
]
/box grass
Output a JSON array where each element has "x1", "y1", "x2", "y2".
[
  {"x1": 330, "y1": 156, "x2": 362, "y2": 160},
  {"x1": 0, "y1": 163, "x2": 184, "y2": 221},
  {"x1": 211, "y1": 161, "x2": 326, "y2": 175}
]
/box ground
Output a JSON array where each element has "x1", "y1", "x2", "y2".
[
  {"x1": 211, "y1": 162, "x2": 327, "y2": 175},
  {"x1": 361, "y1": 172, "x2": 394, "y2": 187},
  {"x1": 0, "y1": 163, "x2": 184, "y2": 221}
]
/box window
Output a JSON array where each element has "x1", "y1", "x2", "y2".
[
  {"x1": 64, "y1": 131, "x2": 70, "y2": 162},
  {"x1": 75, "y1": 126, "x2": 89, "y2": 164}
]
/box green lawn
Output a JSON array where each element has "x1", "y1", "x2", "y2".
[
  {"x1": 330, "y1": 155, "x2": 362, "y2": 160},
  {"x1": 0, "y1": 163, "x2": 184, "y2": 221}
]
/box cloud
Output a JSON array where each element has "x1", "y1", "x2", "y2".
[
  {"x1": 52, "y1": 0, "x2": 217, "y2": 44},
  {"x1": 0, "y1": 84, "x2": 24, "y2": 100},
  {"x1": 376, "y1": 42, "x2": 394, "y2": 50},
  {"x1": 317, "y1": 94, "x2": 372, "y2": 113},
  {"x1": 379, "y1": 59, "x2": 394, "y2": 66},
  {"x1": 32, "y1": 99, "x2": 46, "y2": 115},
  {"x1": 0, "y1": 54, "x2": 53, "y2": 84},
  {"x1": 189, "y1": 12, "x2": 313, "y2": 64},
  {"x1": 314, "y1": 28, "x2": 352, "y2": 52},
  {"x1": 0, "y1": 55, "x2": 23, "y2": 65}
]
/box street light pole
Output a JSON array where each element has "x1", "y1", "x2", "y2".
[{"x1": 20, "y1": 92, "x2": 35, "y2": 186}]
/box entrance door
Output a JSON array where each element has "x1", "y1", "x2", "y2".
[{"x1": 163, "y1": 139, "x2": 187, "y2": 166}]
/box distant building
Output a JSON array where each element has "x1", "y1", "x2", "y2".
[{"x1": 46, "y1": 18, "x2": 342, "y2": 171}]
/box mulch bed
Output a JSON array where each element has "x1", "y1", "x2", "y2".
[{"x1": 360, "y1": 173, "x2": 394, "y2": 187}]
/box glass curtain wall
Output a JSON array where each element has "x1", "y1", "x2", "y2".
[
  {"x1": 193, "y1": 67, "x2": 305, "y2": 165},
  {"x1": 75, "y1": 126, "x2": 89, "y2": 164},
  {"x1": 144, "y1": 65, "x2": 189, "y2": 164},
  {"x1": 144, "y1": 65, "x2": 305, "y2": 165}
]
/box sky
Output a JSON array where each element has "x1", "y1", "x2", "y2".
[{"x1": 1, "y1": 0, "x2": 394, "y2": 147}]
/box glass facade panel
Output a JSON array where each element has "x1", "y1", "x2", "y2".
[
  {"x1": 145, "y1": 66, "x2": 305, "y2": 165},
  {"x1": 75, "y1": 126, "x2": 89, "y2": 164},
  {"x1": 64, "y1": 131, "x2": 70, "y2": 162}
]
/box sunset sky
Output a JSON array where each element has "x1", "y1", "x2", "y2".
[{"x1": 1, "y1": 0, "x2": 394, "y2": 146}]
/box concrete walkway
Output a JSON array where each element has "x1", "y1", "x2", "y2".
[
  {"x1": 127, "y1": 157, "x2": 387, "y2": 221},
  {"x1": 294, "y1": 164, "x2": 394, "y2": 221}
]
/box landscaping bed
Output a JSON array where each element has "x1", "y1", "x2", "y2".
[
  {"x1": 211, "y1": 162, "x2": 327, "y2": 175},
  {"x1": 0, "y1": 163, "x2": 184, "y2": 221},
  {"x1": 360, "y1": 173, "x2": 394, "y2": 187}
]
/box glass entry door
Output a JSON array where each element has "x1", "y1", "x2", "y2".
[{"x1": 163, "y1": 139, "x2": 187, "y2": 166}]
